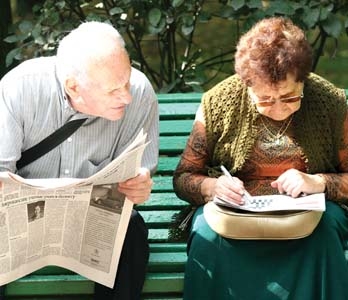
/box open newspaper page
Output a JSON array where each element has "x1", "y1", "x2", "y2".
[
  {"x1": 214, "y1": 193, "x2": 326, "y2": 212},
  {"x1": 0, "y1": 130, "x2": 148, "y2": 288}
]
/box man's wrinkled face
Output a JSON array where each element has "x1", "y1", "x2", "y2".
[{"x1": 72, "y1": 50, "x2": 132, "y2": 121}]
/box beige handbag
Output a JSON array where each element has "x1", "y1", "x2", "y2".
[{"x1": 204, "y1": 201, "x2": 323, "y2": 240}]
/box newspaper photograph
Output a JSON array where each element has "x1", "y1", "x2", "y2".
[
  {"x1": 0, "y1": 130, "x2": 148, "y2": 288},
  {"x1": 214, "y1": 193, "x2": 326, "y2": 212}
]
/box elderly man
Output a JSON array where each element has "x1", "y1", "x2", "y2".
[{"x1": 0, "y1": 21, "x2": 159, "y2": 300}]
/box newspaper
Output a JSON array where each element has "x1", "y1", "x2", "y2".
[
  {"x1": 213, "y1": 193, "x2": 326, "y2": 212},
  {"x1": 0, "y1": 129, "x2": 148, "y2": 288}
]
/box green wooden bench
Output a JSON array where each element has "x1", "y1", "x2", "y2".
[
  {"x1": 5, "y1": 89, "x2": 348, "y2": 299},
  {"x1": 4, "y1": 92, "x2": 202, "y2": 300}
]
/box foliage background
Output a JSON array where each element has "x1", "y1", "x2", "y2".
[{"x1": 1, "y1": 0, "x2": 348, "y2": 92}]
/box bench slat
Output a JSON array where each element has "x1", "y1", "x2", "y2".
[
  {"x1": 6, "y1": 273, "x2": 185, "y2": 297},
  {"x1": 6, "y1": 275, "x2": 94, "y2": 296},
  {"x1": 147, "y1": 252, "x2": 187, "y2": 272},
  {"x1": 157, "y1": 93, "x2": 201, "y2": 103},
  {"x1": 160, "y1": 136, "x2": 190, "y2": 154},
  {"x1": 148, "y1": 229, "x2": 173, "y2": 242},
  {"x1": 157, "y1": 157, "x2": 181, "y2": 174},
  {"x1": 141, "y1": 210, "x2": 180, "y2": 225},
  {"x1": 149, "y1": 243, "x2": 186, "y2": 252},
  {"x1": 21, "y1": 243, "x2": 186, "y2": 276},
  {"x1": 138, "y1": 193, "x2": 188, "y2": 209},
  {"x1": 160, "y1": 120, "x2": 194, "y2": 135},
  {"x1": 152, "y1": 176, "x2": 176, "y2": 191},
  {"x1": 159, "y1": 103, "x2": 199, "y2": 120},
  {"x1": 142, "y1": 273, "x2": 184, "y2": 293}
]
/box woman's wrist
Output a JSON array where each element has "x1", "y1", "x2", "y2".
[
  {"x1": 201, "y1": 177, "x2": 218, "y2": 203},
  {"x1": 317, "y1": 174, "x2": 327, "y2": 193}
]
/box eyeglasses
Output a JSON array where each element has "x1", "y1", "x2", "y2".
[{"x1": 249, "y1": 90, "x2": 304, "y2": 107}]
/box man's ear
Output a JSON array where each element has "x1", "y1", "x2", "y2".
[{"x1": 64, "y1": 78, "x2": 79, "y2": 99}]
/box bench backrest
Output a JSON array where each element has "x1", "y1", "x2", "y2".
[{"x1": 137, "y1": 93, "x2": 202, "y2": 243}]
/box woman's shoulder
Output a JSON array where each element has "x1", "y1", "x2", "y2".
[
  {"x1": 207, "y1": 74, "x2": 243, "y2": 92},
  {"x1": 305, "y1": 73, "x2": 345, "y2": 98},
  {"x1": 304, "y1": 73, "x2": 346, "y2": 113},
  {"x1": 201, "y1": 74, "x2": 249, "y2": 125},
  {"x1": 203, "y1": 74, "x2": 245, "y2": 101}
]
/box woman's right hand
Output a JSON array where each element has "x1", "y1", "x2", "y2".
[{"x1": 203, "y1": 175, "x2": 246, "y2": 205}]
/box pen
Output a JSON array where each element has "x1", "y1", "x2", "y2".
[{"x1": 220, "y1": 165, "x2": 253, "y2": 203}]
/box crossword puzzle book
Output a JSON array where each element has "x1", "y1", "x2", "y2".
[{"x1": 213, "y1": 193, "x2": 326, "y2": 212}]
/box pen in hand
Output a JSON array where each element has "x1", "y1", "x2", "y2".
[{"x1": 220, "y1": 165, "x2": 253, "y2": 204}]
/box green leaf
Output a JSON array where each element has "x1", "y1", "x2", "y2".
[
  {"x1": 147, "y1": 18, "x2": 166, "y2": 35},
  {"x1": 198, "y1": 10, "x2": 212, "y2": 22},
  {"x1": 181, "y1": 24, "x2": 194, "y2": 36},
  {"x1": 56, "y1": 1, "x2": 66, "y2": 9},
  {"x1": 265, "y1": 1, "x2": 296, "y2": 15},
  {"x1": 231, "y1": 0, "x2": 245, "y2": 10},
  {"x1": 3, "y1": 35, "x2": 20, "y2": 43},
  {"x1": 216, "y1": 6, "x2": 235, "y2": 18},
  {"x1": 31, "y1": 25, "x2": 43, "y2": 39},
  {"x1": 182, "y1": 15, "x2": 194, "y2": 26},
  {"x1": 148, "y1": 8, "x2": 162, "y2": 26},
  {"x1": 322, "y1": 13, "x2": 342, "y2": 39},
  {"x1": 307, "y1": 0, "x2": 319, "y2": 8},
  {"x1": 302, "y1": 7, "x2": 320, "y2": 28},
  {"x1": 19, "y1": 20, "x2": 33, "y2": 34},
  {"x1": 109, "y1": 7, "x2": 123, "y2": 16},
  {"x1": 86, "y1": 13, "x2": 105, "y2": 22},
  {"x1": 32, "y1": 4, "x2": 41, "y2": 13},
  {"x1": 172, "y1": 0, "x2": 185, "y2": 8},
  {"x1": 4, "y1": 33, "x2": 28, "y2": 43},
  {"x1": 35, "y1": 36, "x2": 46, "y2": 46},
  {"x1": 46, "y1": 12, "x2": 60, "y2": 26},
  {"x1": 247, "y1": 0, "x2": 263, "y2": 9},
  {"x1": 319, "y1": 6, "x2": 330, "y2": 21},
  {"x1": 6, "y1": 48, "x2": 21, "y2": 67}
]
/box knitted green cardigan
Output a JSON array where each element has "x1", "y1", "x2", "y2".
[{"x1": 202, "y1": 73, "x2": 347, "y2": 177}]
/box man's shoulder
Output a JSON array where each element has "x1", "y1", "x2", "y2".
[
  {"x1": 130, "y1": 67, "x2": 149, "y2": 85},
  {"x1": 129, "y1": 67, "x2": 157, "y2": 101},
  {"x1": 3, "y1": 56, "x2": 56, "y2": 82}
]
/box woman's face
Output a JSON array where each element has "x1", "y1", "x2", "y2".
[{"x1": 248, "y1": 74, "x2": 304, "y2": 121}]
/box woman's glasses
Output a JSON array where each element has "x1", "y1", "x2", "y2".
[{"x1": 249, "y1": 90, "x2": 304, "y2": 107}]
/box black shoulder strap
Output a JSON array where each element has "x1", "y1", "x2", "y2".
[{"x1": 16, "y1": 118, "x2": 87, "y2": 170}]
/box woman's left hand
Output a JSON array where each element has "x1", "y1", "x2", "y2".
[
  {"x1": 118, "y1": 167, "x2": 153, "y2": 204},
  {"x1": 271, "y1": 168, "x2": 326, "y2": 197}
]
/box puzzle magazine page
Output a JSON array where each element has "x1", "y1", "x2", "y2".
[{"x1": 213, "y1": 193, "x2": 325, "y2": 212}]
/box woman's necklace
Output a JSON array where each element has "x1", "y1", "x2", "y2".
[{"x1": 260, "y1": 114, "x2": 294, "y2": 146}]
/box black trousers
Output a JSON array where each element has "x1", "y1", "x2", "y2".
[{"x1": 0, "y1": 209, "x2": 149, "y2": 300}]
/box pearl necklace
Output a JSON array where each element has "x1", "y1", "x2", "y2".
[{"x1": 260, "y1": 114, "x2": 294, "y2": 145}]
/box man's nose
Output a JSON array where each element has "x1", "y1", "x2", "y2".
[
  {"x1": 114, "y1": 88, "x2": 132, "y2": 105},
  {"x1": 118, "y1": 88, "x2": 132, "y2": 104}
]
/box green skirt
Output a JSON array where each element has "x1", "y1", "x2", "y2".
[{"x1": 184, "y1": 201, "x2": 348, "y2": 300}]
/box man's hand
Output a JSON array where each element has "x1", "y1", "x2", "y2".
[{"x1": 117, "y1": 167, "x2": 152, "y2": 204}]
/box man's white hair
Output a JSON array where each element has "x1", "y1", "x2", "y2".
[{"x1": 56, "y1": 21, "x2": 126, "y2": 85}]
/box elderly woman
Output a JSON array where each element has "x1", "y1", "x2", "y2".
[{"x1": 173, "y1": 17, "x2": 348, "y2": 299}]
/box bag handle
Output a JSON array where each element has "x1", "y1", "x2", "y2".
[{"x1": 16, "y1": 118, "x2": 87, "y2": 170}]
